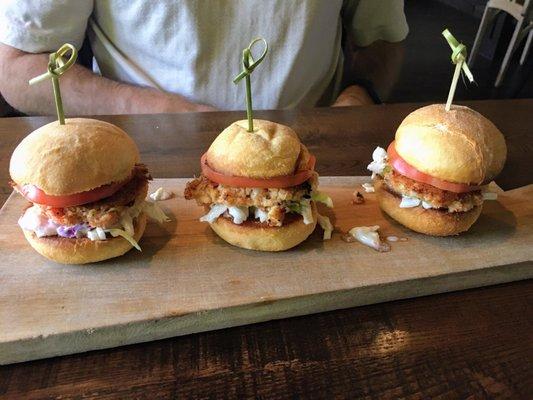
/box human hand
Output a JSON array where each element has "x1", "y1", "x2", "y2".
[
  {"x1": 332, "y1": 85, "x2": 374, "y2": 107},
  {"x1": 157, "y1": 92, "x2": 218, "y2": 113},
  {"x1": 118, "y1": 84, "x2": 218, "y2": 114}
]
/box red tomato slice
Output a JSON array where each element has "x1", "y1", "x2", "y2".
[
  {"x1": 18, "y1": 180, "x2": 128, "y2": 208},
  {"x1": 200, "y1": 153, "x2": 316, "y2": 188},
  {"x1": 387, "y1": 142, "x2": 481, "y2": 193}
]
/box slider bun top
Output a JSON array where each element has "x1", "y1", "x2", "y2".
[
  {"x1": 205, "y1": 119, "x2": 310, "y2": 179},
  {"x1": 10, "y1": 118, "x2": 139, "y2": 196},
  {"x1": 394, "y1": 104, "x2": 507, "y2": 185}
]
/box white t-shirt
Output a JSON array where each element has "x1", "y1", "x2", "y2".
[{"x1": 0, "y1": 0, "x2": 408, "y2": 110}]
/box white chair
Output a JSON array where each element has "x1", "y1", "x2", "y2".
[{"x1": 469, "y1": 0, "x2": 533, "y2": 87}]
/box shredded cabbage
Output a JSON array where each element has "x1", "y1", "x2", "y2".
[
  {"x1": 422, "y1": 201, "x2": 433, "y2": 209},
  {"x1": 105, "y1": 228, "x2": 141, "y2": 251},
  {"x1": 197, "y1": 189, "x2": 331, "y2": 227},
  {"x1": 200, "y1": 204, "x2": 227, "y2": 223},
  {"x1": 82, "y1": 199, "x2": 169, "y2": 250},
  {"x1": 348, "y1": 225, "x2": 390, "y2": 252},
  {"x1": 142, "y1": 201, "x2": 171, "y2": 223},
  {"x1": 482, "y1": 192, "x2": 498, "y2": 201},
  {"x1": 87, "y1": 229, "x2": 99, "y2": 241},
  {"x1": 57, "y1": 224, "x2": 90, "y2": 239},
  {"x1": 19, "y1": 198, "x2": 167, "y2": 252},
  {"x1": 300, "y1": 200, "x2": 314, "y2": 225},
  {"x1": 228, "y1": 206, "x2": 249, "y2": 224},
  {"x1": 367, "y1": 146, "x2": 388, "y2": 175},
  {"x1": 128, "y1": 199, "x2": 145, "y2": 219},
  {"x1": 87, "y1": 227, "x2": 107, "y2": 241},
  {"x1": 95, "y1": 227, "x2": 107, "y2": 240},
  {"x1": 286, "y1": 202, "x2": 302, "y2": 214},
  {"x1": 317, "y1": 213, "x2": 333, "y2": 240},
  {"x1": 254, "y1": 207, "x2": 268, "y2": 223},
  {"x1": 149, "y1": 187, "x2": 173, "y2": 201},
  {"x1": 120, "y1": 211, "x2": 135, "y2": 236},
  {"x1": 311, "y1": 191, "x2": 333, "y2": 208},
  {"x1": 396, "y1": 196, "x2": 435, "y2": 209},
  {"x1": 399, "y1": 196, "x2": 421, "y2": 208},
  {"x1": 286, "y1": 195, "x2": 326, "y2": 225},
  {"x1": 362, "y1": 183, "x2": 375, "y2": 193}
]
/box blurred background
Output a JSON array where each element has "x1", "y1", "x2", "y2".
[
  {"x1": 0, "y1": 0, "x2": 531, "y2": 117},
  {"x1": 390, "y1": 0, "x2": 533, "y2": 103}
]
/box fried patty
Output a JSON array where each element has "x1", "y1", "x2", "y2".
[
  {"x1": 184, "y1": 174, "x2": 316, "y2": 208},
  {"x1": 381, "y1": 169, "x2": 482, "y2": 212},
  {"x1": 185, "y1": 174, "x2": 317, "y2": 227},
  {"x1": 39, "y1": 164, "x2": 151, "y2": 228}
]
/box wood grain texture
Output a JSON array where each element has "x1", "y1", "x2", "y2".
[
  {"x1": 1, "y1": 178, "x2": 531, "y2": 365},
  {"x1": 1, "y1": 101, "x2": 532, "y2": 399},
  {"x1": 0, "y1": 282, "x2": 531, "y2": 400}
]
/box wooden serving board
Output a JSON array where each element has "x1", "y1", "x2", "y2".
[{"x1": 0, "y1": 177, "x2": 531, "y2": 364}]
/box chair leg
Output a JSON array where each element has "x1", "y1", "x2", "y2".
[
  {"x1": 519, "y1": 27, "x2": 533, "y2": 65},
  {"x1": 495, "y1": 17, "x2": 525, "y2": 87},
  {"x1": 469, "y1": 7, "x2": 500, "y2": 66}
]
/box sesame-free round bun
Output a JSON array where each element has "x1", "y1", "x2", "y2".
[
  {"x1": 21, "y1": 213, "x2": 147, "y2": 264},
  {"x1": 205, "y1": 119, "x2": 309, "y2": 178},
  {"x1": 10, "y1": 118, "x2": 139, "y2": 195},
  {"x1": 375, "y1": 180, "x2": 481, "y2": 236},
  {"x1": 209, "y1": 203, "x2": 318, "y2": 251},
  {"x1": 395, "y1": 104, "x2": 507, "y2": 184}
]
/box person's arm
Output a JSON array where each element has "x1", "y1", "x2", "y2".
[
  {"x1": 333, "y1": 0, "x2": 408, "y2": 107},
  {"x1": 333, "y1": 38, "x2": 405, "y2": 107},
  {"x1": 0, "y1": 43, "x2": 216, "y2": 115}
]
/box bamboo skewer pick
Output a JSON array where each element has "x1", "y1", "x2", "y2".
[
  {"x1": 29, "y1": 43, "x2": 78, "y2": 125},
  {"x1": 442, "y1": 29, "x2": 474, "y2": 111},
  {"x1": 233, "y1": 38, "x2": 268, "y2": 132}
]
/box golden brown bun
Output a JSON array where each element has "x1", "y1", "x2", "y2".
[
  {"x1": 209, "y1": 203, "x2": 317, "y2": 251},
  {"x1": 206, "y1": 119, "x2": 310, "y2": 178},
  {"x1": 395, "y1": 104, "x2": 507, "y2": 184},
  {"x1": 21, "y1": 213, "x2": 146, "y2": 264},
  {"x1": 10, "y1": 118, "x2": 140, "y2": 195},
  {"x1": 375, "y1": 180, "x2": 482, "y2": 236}
]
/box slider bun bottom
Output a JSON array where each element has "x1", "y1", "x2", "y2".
[
  {"x1": 22, "y1": 213, "x2": 147, "y2": 265},
  {"x1": 209, "y1": 203, "x2": 318, "y2": 251},
  {"x1": 375, "y1": 180, "x2": 482, "y2": 236}
]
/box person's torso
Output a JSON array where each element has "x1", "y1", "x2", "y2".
[{"x1": 88, "y1": 0, "x2": 344, "y2": 110}]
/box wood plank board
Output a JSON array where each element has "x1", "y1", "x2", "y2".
[{"x1": 0, "y1": 177, "x2": 531, "y2": 365}]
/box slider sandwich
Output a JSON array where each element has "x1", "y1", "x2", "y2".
[
  {"x1": 368, "y1": 104, "x2": 506, "y2": 236},
  {"x1": 10, "y1": 118, "x2": 167, "y2": 264},
  {"x1": 185, "y1": 119, "x2": 333, "y2": 251}
]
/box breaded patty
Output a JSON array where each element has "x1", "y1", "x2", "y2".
[
  {"x1": 185, "y1": 174, "x2": 317, "y2": 227},
  {"x1": 184, "y1": 174, "x2": 315, "y2": 208},
  {"x1": 381, "y1": 169, "x2": 482, "y2": 212},
  {"x1": 39, "y1": 164, "x2": 150, "y2": 228}
]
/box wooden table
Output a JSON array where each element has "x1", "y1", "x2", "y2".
[{"x1": 1, "y1": 100, "x2": 531, "y2": 399}]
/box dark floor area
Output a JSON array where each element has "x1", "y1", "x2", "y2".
[{"x1": 389, "y1": 0, "x2": 533, "y2": 103}]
